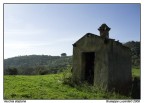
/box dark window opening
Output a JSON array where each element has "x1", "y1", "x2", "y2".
[{"x1": 84, "y1": 52, "x2": 95, "y2": 84}]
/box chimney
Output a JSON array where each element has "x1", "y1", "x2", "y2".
[{"x1": 98, "y1": 23, "x2": 111, "y2": 39}]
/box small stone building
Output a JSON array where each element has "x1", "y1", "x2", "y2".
[
  {"x1": 61, "y1": 53, "x2": 67, "y2": 57},
  {"x1": 72, "y1": 24, "x2": 132, "y2": 93}
]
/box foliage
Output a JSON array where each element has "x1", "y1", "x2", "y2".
[
  {"x1": 4, "y1": 67, "x2": 18, "y2": 75},
  {"x1": 123, "y1": 41, "x2": 140, "y2": 68}
]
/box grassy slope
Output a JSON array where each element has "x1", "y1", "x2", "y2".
[
  {"x1": 132, "y1": 68, "x2": 140, "y2": 78},
  {"x1": 4, "y1": 73, "x2": 131, "y2": 100}
]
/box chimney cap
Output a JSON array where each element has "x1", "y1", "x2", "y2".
[{"x1": 98, "y1": 23, "x2": 111, "y2": 31}]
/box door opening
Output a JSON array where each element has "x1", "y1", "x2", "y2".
[{"x1": 84, "y1": 52, "x2": 95, "y2": 84}]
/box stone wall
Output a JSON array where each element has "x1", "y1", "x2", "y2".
[
  {"x1": 72, "y1": 33, "x2": 132, "y2": 93},
  {"x1": 72, "y1": 33, "x2": 110, "y2": 89},
  {"x1": 108, "y1": 41, "x2": 132, "y2": 93}
]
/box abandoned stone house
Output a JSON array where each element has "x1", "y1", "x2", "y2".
[
  {"x1": 72, "y1": 24, "x2": 132, "y2": 92},
  {"x1": 61, "y1": 53, "x2": 67, "y2": 57}
]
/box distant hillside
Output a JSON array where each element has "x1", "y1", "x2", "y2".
[
  {"x1": 4, "y1": 55, "x2": 72, "y2": 68},
  {"x1": 123, "y1": 41, "x2": 140, "y2": 56},
  {"x1": 123, "y1": 41, "x2": 140, "y2": 68},
  {"x1": 4, "y1": 41, "x2": 140, "y2": 75},
  {"x1": 4, "y1": 55, "x2": 72, "y2": 75}
]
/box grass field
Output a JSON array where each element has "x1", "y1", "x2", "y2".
[
  {"x1": 132, "y1": 68, "x2": 140, "y2": 78},
  {"x1": 4, "y1": 68, "x2": 140, "y2": 99}
]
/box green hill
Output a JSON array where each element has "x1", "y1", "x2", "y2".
[
  {"x1": 123, "y1": 41, "x2": 140, "y2": 68},
  {"x1": 4, "y1": 55, "x2": 72, "y2": 75},
  {"x1": 4, "y1": 55, "x2": 72, "y2": 68}
]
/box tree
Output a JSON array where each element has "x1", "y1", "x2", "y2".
[{"x1": 7, "y1": 68, "x2": 18, "y2": 75}]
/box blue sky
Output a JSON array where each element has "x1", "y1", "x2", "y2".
[{"x1": 4, "y1": 4, "x2": 140, "y2": 59}]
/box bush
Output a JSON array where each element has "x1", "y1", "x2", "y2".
[
  {"x1": 62, "y1": 65, "x2": 75, "y2": 86},
  {"x1": 6, "y1": 68, "x2": 18, "y2": 75}
]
